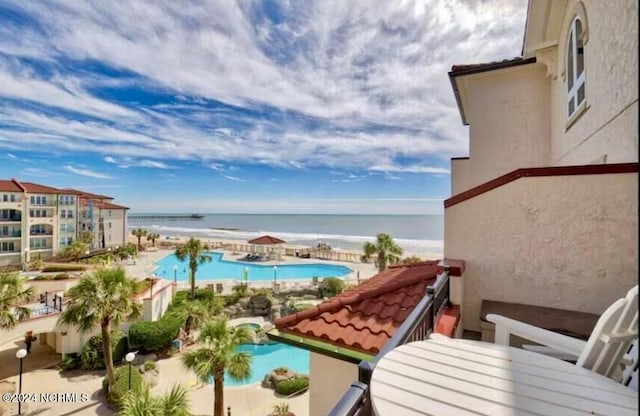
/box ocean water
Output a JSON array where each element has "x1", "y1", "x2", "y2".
[{"x1": 128, "y1": 213, "x2": 443, "y2": 258}]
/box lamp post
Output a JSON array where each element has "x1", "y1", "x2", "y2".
[
  {"x1": 173, "y1": 265, "x2": 178, "y2": 285},
  {"x1": 243, "y1": 266, "x2": 249, "y2": 288},
  {"x1": 24, "y1": 248, "x2": 29, "y2": 272},
  {"x1": 125, "y1": 352, "x2": 136, "y2": 389},
  {"x1": 16, "y1": 348, "x2": 27, "y2": 415},
  {"x1": 273, "y1": 266, "x2": 278, "y2": 285}
]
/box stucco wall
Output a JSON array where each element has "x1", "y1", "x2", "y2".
[
  {"x1": 28, "y1": 279, "x2": 78, "y2": 296},
  {"x1": 142, "y1": 281, "x2": 174, "y2": 322},
  {"x1": 444, "y1": 172, "x2": 638, "y2": 331},
  {"x1": 460, "y1": 64, "x2": 551, "y2": 189},
  {"x1": 450, "y1": 158, "x2": 471, "y2": 195},
  {"x1": 104, "y1": 209, "x2": 127, "y2": 248},
  {"x1": 309, "y1": 353, "x2": 358, "y2": 416},
  {"x1": 548, "y1": 0, "x2": 638, "y2": 165}
]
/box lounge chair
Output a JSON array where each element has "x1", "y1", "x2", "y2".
[{"x1": 487, "y1": 285, "x2": 638, "y2": 386}]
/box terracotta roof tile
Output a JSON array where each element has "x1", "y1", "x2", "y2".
[
  {"x1": 275, "y1": 261, "x2": 439, "y2": 354},
  {"x1": 0, "y1": 179, "x2": 23, "y2": 192}
]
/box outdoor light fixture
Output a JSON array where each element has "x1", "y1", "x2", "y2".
[
  {"x1": 16, "y1": 348, "x2": 27, "y2": 415},
  {"x1": 173, "y1": 265, "x2": 178, "y2": 284},
  {"x1": 125, "y1": 352, "x2": 136, "y2": 389}
]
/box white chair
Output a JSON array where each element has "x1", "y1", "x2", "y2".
[{"x1": 486, "y1": 285, "x2": 638, "y2": 384}]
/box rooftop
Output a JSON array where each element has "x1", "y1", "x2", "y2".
[{"x1": 275, "y1": 261, "x2": 439, "y2": 354}]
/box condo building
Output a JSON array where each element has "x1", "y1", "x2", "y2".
[{"x1": 0, "y1": 178, "x2": 128, "y2": 267}]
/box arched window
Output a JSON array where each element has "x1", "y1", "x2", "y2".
[{"x1": 567, "y1": 17, "x2": 586, "y2": 118}]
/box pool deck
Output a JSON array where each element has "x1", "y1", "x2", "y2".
[{"x1": 125, "y1": 248, "x2": 378, "y2": 295}]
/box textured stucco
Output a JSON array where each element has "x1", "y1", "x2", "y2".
[
  {"x1": 455, "y1": 63, "x2": 551, "y2": 192},
  {"x1": 445, "y1": 172, "x2": 638, "y2": 332},
  {"x1": 309, "y1": 352, "x2": 358, "y2": 416},
  {"x1": 548, "y1": 0, "x2": 638, "y2": 165}
]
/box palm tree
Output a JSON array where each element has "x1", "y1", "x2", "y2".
[
  {"x1": 0, "y1": 272, "x2": 35, "y2": 329},
  {"x1": 131, "y1": 228, "x2": 147, "y2": 252},
  {"x1": 175, "y1": 238, "x2": 212, "y2": 300},
  {"x1": 57, "y1": 267, "x2": 142, "y2": 389},
  {"x1": 181, "y1": 316, "x2": 252, "y2": 416},
  {"x1": 361, "y1": 233, "x2": 404, "y2": 273},
  {"x1": 168, "y1": 301, "x2": 212, "y2": 336},
  {"x1": 118, "y1": 383, "x2": 191, "y2": 416},
  {"x1": 62, "y1": 240, "x2": 88, "y2": 261},
  {"x1": 146, "y1": 232, "x2": 160, "y2": 248}
]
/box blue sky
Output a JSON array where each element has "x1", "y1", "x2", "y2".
[{"x1": 0, "y1": 0, "x2": 526, "y2": 214}]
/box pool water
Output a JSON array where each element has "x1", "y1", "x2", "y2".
[
  {"x1": 154, "y1": 252, "x2": 351, "y2": 281},
  {"x1": 211, "y1": 342, "x2": 310, "y2": 386}
]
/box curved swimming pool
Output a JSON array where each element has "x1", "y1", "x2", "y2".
[
  {"x1": 154, "y1": 252, "x2": 351, "y2": 281},
  {"x1": 212, "y1": 342, "x2": 310, "y2": 386}
]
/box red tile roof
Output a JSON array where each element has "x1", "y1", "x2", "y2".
[
  {"x1": 0, "y1": 179, "x2": 24, "y2": 192},
  {"x1": 21, "y1": 181, "x2": 74, "y2": 194},
  {"x1": 248, "y1": 235, "x2": 286, "y2": 245},
  {"x1": 94, "y1": 200, "x2": 129, "y2": 210},
  {"x1": 63, "y1": 188, "x2": 114, "y2": 200},
  {"x1": 275, "y1": 261, "x2": 439, "y2": 354}
]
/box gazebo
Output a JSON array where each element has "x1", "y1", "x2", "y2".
[{"x1": 247, "y1": 235, "x2": 286, "y2": 260}]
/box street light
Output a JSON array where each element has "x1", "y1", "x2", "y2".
[
  {"x1": 173, "y1": 265, "x2": 178, "y2": 284},
  {"x1": 243, "y1": 266, "x2": 249, "y2": 287},
  {"x1": 16, "y1": 348, "x2": 27, "y2": 415},
  {"x1": 24, "y1": 248, "x2": 29, "y2": 272},
  {"x1": 273, "y1": 266, "x2": 278, "y2": 285},
  {"x1": 125, "y1": 352, "x2": 136, "y2": 389}
]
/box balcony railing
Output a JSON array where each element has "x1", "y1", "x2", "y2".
[
  {"x1": 328, "y1": 269, "x2": 451, "y2": 416},
  {"x1": 0, "y1": 231, "x2": 21, "y2": 238},
  {"x1": 0, "y1": 216, "x2": 21, "y2": 222},
  {"x1": 14, "y1": 295, "x2": 65, "y2": 320}
]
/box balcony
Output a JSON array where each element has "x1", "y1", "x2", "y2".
[
  {"x1": 329, "y1": 270, "x2": 451, "y2": 416},
  {"x1": 0, "y1": 230, "x2": 21, "y2": 239}
]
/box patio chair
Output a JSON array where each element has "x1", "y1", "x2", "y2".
[{"x1": 486, "y1": 285, "x2": 638, "y2": 384}]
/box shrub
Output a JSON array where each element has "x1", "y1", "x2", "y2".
[
  {"x1": 293, "y1": 303, "x2": 314, "y2": 312},
  {"x1": 105, "y1": 365, "x2": 144, "y2": 406},
  {"x1": 143, "y1": 360, "x2": 156, "y2": 372},
  {"x1": 275, "y1": 377, "x2": 309, "y2": 396},
  {"x1": 42, "y1": 264, "x2": 87, "y2": 272},
  {"x1": 81, "y1": 330, "x2": 128, "y2": 370},
  {"x1": 319, "y1": 277, "x2": 345, "y2": 297},
  {"x1": 129, "y1": 316, "x2": 181, "y2": 352},
  {"x1": 54, "y1": 273, "x2": 71, "y2": 280},
  {"x1": 60, "y1": 353, "x2": 81, "y2": 371}
]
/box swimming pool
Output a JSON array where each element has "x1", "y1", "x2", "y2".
[
  {"x1": 212, "y1": 342, "x2": 310, "y2": 386},
  {"x1": 154, "y1": 252, "x2": 351, "y2": 281}
]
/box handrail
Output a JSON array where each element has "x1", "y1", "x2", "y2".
[{"x1": 329, "y1": 270, "x2": 451, "y2": 416}]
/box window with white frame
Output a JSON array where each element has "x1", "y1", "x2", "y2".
[{"x1": 567, "y1": 16, "x2": 586, "y2": 118}]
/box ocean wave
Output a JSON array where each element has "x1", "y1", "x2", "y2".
[{"x1": 129, "y1": 224, "x2": 443, "y2": 257}]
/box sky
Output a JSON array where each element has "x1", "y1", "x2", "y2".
[{"x1": 0, "y1": 0, "x2": 527, "y2": 214}]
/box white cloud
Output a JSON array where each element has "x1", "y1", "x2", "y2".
[
  {"x1": 0, "y1": 0, "x2": 528, "y2": 173},
  {"x1": 64, "y1": 165, "x2": 114, "y2": 179},
  {"x1": 7, "y1": 152, "x2": 17, "y2": 159},
  {"x1": 221, "y1": 174, "x2": 247, "y2": 182},
  {"x1": 138, "y1": 159, "x2": 170, "y2": 169}
]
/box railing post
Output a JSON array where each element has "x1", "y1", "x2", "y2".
[{"x1": 358, "y1": 360, "x2": 374, "y2": 385}]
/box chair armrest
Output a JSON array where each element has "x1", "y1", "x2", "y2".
[{"x1": 486, "y1": 314, "x2": 586, "y2": 357}]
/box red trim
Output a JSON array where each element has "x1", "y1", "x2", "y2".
[
  {"x1": 445, "y1": 163, "x2": 638, "y2": 208},
  {"x1": 437, "y1": 259, "x2": 465, "y2": 277}
]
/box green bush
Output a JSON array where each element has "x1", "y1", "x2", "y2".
[
  {"x1": 60, "y1": 353, "x2": 81, "y2": 371},
  {"x1": 319, "y1": 277, "x2": 345, "y2": 297},
  {"x1": 105, "y1": 365, "x2": 144, "y2": 406},
  {"x1": 275, "y1": 377, "x2": 309, "y2": 396},
  {"x1": 143, "y1": 360, "x2": 156, "y2": 371},
  {"x1": 54, "y1": 273, "x2": 71, "y2": 280},
  {"x1": 129, "y1": 316, "x2": 181, "y2": 352},
  {"x1": 81, "y1": 330, "x2": 128, "y2": 370},
  {"x1": 42, "y1": 264, "x2": 86, "y2": 272},
  {"x1": 173, "y1": 288, "x2": 216, "y2": 305}
]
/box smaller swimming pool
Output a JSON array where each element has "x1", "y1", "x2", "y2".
[
  {"x1": 211, "y1": 342, "x2": 309, "y2": 386},
  {"x1": 235, "y1": 323, "x2": 261, "y2": 332}
]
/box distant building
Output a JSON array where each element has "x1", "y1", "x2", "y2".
[
  {"x1": 445, "y1": 0, "x2": 637, "y2": 332},
  {"x1": 0, "y1": 178, "x2": 128, "y2": 266}
]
